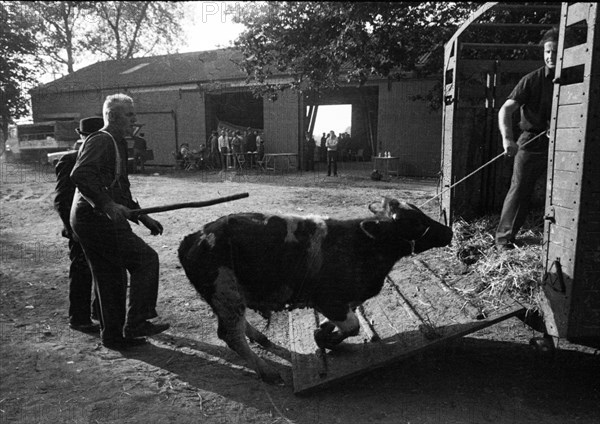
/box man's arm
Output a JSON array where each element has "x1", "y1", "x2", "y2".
[
  {"x1": 498, "y1": 99, "x2": 520, "y2": 158},
  {"x1": 54, "y1": 152, "x2": 77, "y2": 236}
]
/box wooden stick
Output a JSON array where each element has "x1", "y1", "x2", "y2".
[{"x1": 131, "y1": 192, "x2": 249, "y2": 216}]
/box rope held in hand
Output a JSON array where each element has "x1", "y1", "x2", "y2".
[{"x1": 419, "y1": 130, "x2": 547, "y2": 208}]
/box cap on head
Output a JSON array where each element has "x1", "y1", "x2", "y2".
[{"x1": 76, "y1": 117, "x2": 104, "y2": 136}]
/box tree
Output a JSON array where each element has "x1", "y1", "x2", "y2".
[
  {"x1": 83, "y1": 1, "x2": 186, "y2": 60},
  {"x1": 21, "y1": 1, "x2": 92, "y2": 75},
  {"x1": 0, "y1": 2, "x2": 39, "y2": 147},
  {"x1": 20, "y1": 1, "x2": 187, "y2": 76},
  {"x1": 233, "y1": 2, "x2": 478, "y2": 98}
]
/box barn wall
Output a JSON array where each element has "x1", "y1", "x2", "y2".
[
  {"x1": 263, "y1": 89, "x2": 300, "y2": 155},
  {"x1": 133, "y1": 89, "x2": 205, "y2": 165},
  {"x1": 31, "y1": 89, "x2": 104, "y2": 122},
  {"x1": 31, "y1": 88, "x2": 207, "y2": 165},
  {"x1": 377, "y1": 79, "x2": 442, "y2": 177}
]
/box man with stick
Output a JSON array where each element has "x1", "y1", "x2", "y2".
[
  {"x1": 70, "y1": 93, "x2": 169, "y2": 349},
  {"x1": 495, "y1": 28, "x2": 559, "y2": 250}
]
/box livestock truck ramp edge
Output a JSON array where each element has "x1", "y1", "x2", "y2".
[{"x1": 288, "y1": 258, "x2": 525, "y2": 395}]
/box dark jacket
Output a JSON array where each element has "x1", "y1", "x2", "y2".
[
  {"x1": 70, "y1": 131, "x2": 139, "y2": 213},
  {"x1": 54, "y1": 151, "x2": 78, "y2": 238}
]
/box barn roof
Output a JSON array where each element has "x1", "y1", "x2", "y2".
[{"x1": 31, "y1": 48, "x2": 251, "y2": 93}]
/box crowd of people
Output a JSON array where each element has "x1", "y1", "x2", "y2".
[
  {"x1": 211, "y1": 128, "x2": 265, "y2": 171},
  {"x1": 173, "y1": 128, "x2": 265, "y2": 171}
]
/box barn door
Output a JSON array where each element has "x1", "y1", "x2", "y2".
[{"x1": 541, "y1": 2, "x2": 600, "y2": 344}]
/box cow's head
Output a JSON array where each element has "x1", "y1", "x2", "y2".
[{"x1": 363, "y1": 197, "x2": 453, "y2": 253}]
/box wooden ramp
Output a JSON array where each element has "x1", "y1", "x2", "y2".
[{"x1": 289, "y1": 258, "x2": 525, "y2": 395}]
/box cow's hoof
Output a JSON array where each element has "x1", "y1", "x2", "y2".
[
  {"x1": 314, "y1": 325, "x2": 345, "y2": 350},
  {"x1": 529, "y1": 336, "x2": 555, "y2": 355}
]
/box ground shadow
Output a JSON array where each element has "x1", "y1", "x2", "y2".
[{"x1": 122, "y1": 332, "x2": 600, "y2": 424}]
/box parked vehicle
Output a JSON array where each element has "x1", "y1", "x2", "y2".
[
  {"x1": 46, "y1": 124, "x2": 152, "y2": 172},
  {"x1": 9, "y1": 120, "x2": 79, "y2": 163}
]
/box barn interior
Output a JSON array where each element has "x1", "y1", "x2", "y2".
[
  {"x1": 204, "y1": 89, "x2": 264, "y2": 134},
  {"x1": 304, "y1": 86, "x2": 379, "y2": 159}
]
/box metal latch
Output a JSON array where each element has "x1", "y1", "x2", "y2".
[{"x1": 544, "y1": 207, "x2": 556, "y2": 224}]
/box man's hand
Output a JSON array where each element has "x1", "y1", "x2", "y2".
[
  {"x1": 139, "y1": 215, "x2": 163, "y2": 235},
  {"x1": 503, "y1": 138, "x2": 518, "y2": 158},
  {"x1": 102, "y1": 202, "x2": 130, "y2": 224}
]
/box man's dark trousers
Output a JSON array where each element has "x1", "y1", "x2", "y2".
[
  {"x1": 327, "y1": 150, "x2": 338, "y2": 176},
  {"x1": 68, "y1": 238, "x2": 99, "y2": 323},
  {"x1": 73, "y1": 213, "x2": 159, "y2": 340},
  {"x1": 496, "y1": 138, "x2": 548, "y2": 245}
]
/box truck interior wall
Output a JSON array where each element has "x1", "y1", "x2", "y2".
[{"x1": 448, "y1": 59, "x2": 546, "y2": 219}]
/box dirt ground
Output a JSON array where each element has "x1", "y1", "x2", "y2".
[{"x1": 1, "y1": 159, "x2": 598, "y2": 424}]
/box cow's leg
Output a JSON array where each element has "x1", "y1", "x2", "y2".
[
  {"x1": 245, "y1": 320, "x2": 272, "y2": 348},
  {"x1": 211, "y1": 267, "x2": 282, "y2": 384},
  {"x1": 314, "y1": 306, "x2": 360, "y2": 349}
]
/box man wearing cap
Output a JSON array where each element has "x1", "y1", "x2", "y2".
[
  {"x1": 70, "y1": 94, "x2": 169, "y2": 349},
  {"x1": 54, "y1": 116, "x2": 104, "y2": 333}
]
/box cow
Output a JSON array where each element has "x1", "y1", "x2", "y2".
[{"x1": 178, "y1": 197, "x2": 453, "y2": 383}]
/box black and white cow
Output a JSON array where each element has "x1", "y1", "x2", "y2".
[{"x1": 178, "y1": 198, "x2": 452, "y2": 383}]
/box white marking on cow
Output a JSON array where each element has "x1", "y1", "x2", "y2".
[
  {"x1": 331, "y1": 309, "x2": 360, "y2": 335},
  {"x1": 306, "y1": 216, "x2": 328, "y2": 276},
  {"x1": 283, "y1": 217, "x2": 299, "y2": 243},
  {"x1": 204, "y1": 232, "x2": 216, "y2": 248}
]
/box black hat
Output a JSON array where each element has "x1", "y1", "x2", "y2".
[{"x1": 76, "y1": 117, "x2": 104, "y2": 136}]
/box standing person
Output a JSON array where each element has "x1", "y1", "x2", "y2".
[
  {"x1": 131, "y1": 132, "x2": 147, "y2": 174},
  {"x1": 231, "y1": 131, "x2": 242, "y2": 154},
  {"x1": 303, "y1": 131, "x2": 315, "y2": 172},
  {"x1": 218, "y1": 130, "x2": 229, "y2": 170},
  {"x1": 208, "y1": 130, "x2": 219, "y2": 168},
  {"x1": 256, "y1": 132, "x2": 265, "y2": 161},
  {"x1": 246, "y1": 129, "x2": 257, "y2": 152},
  {"x1": 70, "y1": 93, "x2": 169, "y2": 349},
  {"x1": 326, "y1": 130, "x2": 338, "y2": 177},
  {"x1": 495, "y1": 28, "x2": 559, "y2": 250},
  {"x1": 54, "y1": 116, "x2": 104, "y2": 333},
  {"x1": 320, "y1": 132, "x2": 327, "y2": 162}
]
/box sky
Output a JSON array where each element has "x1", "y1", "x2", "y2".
[
  {"x1": 181, "y1": 1, "x2": 247, "y2": 52},
  {"x1": 182, "y1": 2, "x2": 351, "y2": 135},
  {"x1": 32, "y1": 2, "x2": 351, "y2": 132}
]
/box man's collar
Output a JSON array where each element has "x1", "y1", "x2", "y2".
[{"x1": 544, "y1": 66, "x2": 555, "y2": 78}]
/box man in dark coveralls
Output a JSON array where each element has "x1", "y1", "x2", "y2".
[
  {"x1": 55, "y1": 117, "x2": 103, "y2": 333},
  {"x1": 495, "y1": 28, "x2": 559, "y2": 249},
  {"x1": 70, "y1": 93, "x2": 169, "y2": 349}
]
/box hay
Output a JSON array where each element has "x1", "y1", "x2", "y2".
[{"x1": 449, "y1": 213, "x2": 545, "y2": 312}]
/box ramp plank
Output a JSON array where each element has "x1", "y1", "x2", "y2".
[{"x1": 289, "y1": 259, "x2": 525, "y2": 395}]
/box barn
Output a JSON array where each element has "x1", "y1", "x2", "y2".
[{"x1": 29, "y1": 48, "x2": 442, "y2": 176}]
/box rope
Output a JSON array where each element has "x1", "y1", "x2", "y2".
[{"x1": 419, "y1": 130, "x2": 547, "y2": 208}]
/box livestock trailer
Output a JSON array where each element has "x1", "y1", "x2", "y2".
[
  {"x1": 286, "y1": 2, "x2": 598, "y2": 395},
  {"x1": 440, "y1": 2, "x2": 599, "y2": 349}
]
